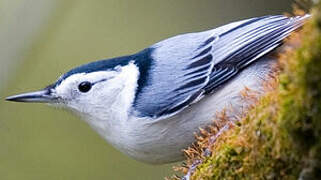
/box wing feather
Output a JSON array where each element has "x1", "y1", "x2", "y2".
[{"x1": 132, "y1": 15, "x2": 309, "y2": 118}]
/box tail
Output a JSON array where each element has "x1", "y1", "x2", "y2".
[{"x1": 290, "y1": 14, "x2": 311, "y2": 30}]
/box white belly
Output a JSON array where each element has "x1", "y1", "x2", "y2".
[{"x1": 100, "y1": 57, "x2": 276, "y2": 164}]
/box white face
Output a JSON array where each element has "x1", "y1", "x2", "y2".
[
  {"x1": 53, "y1": 70, "x2": 121, "y2": 117},
  {"x1": 51, "y1": 63, "x2": 140, "y2": 123}
]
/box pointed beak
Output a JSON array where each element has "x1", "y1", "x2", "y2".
[{"x1": 5, "y1": 88, "x2": 58, "y2": 103}]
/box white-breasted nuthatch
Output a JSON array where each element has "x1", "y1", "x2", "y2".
[{"x1": 6, "y1": 15, "x2": 309, "y2": 164}]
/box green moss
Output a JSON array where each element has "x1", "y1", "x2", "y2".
[
  {"x1": 182, "y1": 2, "x2": 321, "y2": 180},
  {"x1": 279, "y1": 5, "x2": 321, "y2": 178},
  {"x1": 192, "y1": 91, "x2": 301, "y2": 179}
]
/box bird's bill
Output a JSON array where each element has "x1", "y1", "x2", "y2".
[{"x1": 5, "y1": 89, "x2": 57, "y2": 103}]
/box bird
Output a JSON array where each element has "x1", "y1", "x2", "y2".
[{"x1": 6, "y1": 15, "x2": 309, "y2": 164}]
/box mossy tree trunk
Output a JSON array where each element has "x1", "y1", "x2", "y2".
[{"x1": 170, "y1": 1, "x2": 321, "y2": 180}]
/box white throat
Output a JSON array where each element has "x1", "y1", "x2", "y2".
[{"x1": 78, "y1": 62, "x2": 140, "y2": 146}]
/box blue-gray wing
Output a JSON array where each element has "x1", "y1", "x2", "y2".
[{"x1": 133, "y1": 15, "x2": 308, "y2": 118}]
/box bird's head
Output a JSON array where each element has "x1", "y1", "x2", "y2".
[{"x1": 6, "y1": 56, "x2": 140, "y2": 121}]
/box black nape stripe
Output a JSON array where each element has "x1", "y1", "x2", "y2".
[
  {"x1": 54, "y1": 55, "x2": 135, "y2": 87},
  {"x1": 132, "y1": 48, "x2": 155, "y2": 100}
]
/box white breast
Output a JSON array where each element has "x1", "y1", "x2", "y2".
[{"x1": 120, "y1": 57, "x2": 276, "y2": 164}]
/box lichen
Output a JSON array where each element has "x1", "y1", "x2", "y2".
[{"x1": 169, "y1": 1, "x2": 321, "y2": 179}]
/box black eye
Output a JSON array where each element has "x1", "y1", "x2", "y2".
[{"x1": 78, "y1": 81, "x2": 92, "y2": 93}]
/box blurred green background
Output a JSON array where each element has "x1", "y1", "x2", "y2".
[{"x1": 0, "y1": 0, "x2": 294, "y2": 179}]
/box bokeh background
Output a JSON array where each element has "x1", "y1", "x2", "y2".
[{"x1": 0, "y1": 0, "x2": 294, "y2": 179}]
